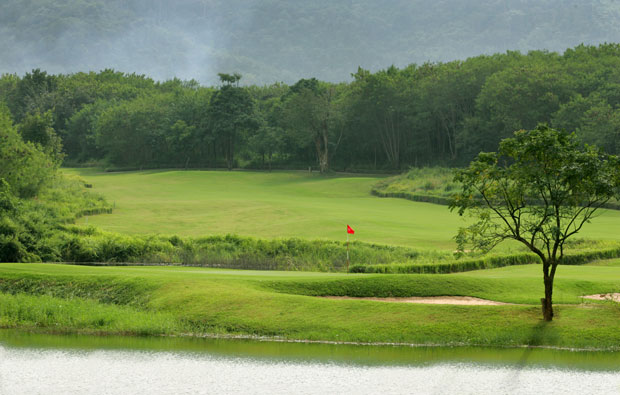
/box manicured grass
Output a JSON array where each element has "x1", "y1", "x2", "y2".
[
  {"x1": 63, "y1": 168, "x2": 620, "y2": 251},
  {"x1": 2, "y1": 263, "x2": 619, "y2": 349},
  {"x1": 26, "y1": 169, "x2": 620, "y2": 348}
]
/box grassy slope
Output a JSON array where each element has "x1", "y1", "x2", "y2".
[
  {"x1": 2, "y1": 262, "x2": 619, "y2": 349},
  {"x1": 12, "y1": 169, "x2": 618, "y2": 348},
  {"x1": 63, "y1": 169, "x2": 620, "y2": 251}
]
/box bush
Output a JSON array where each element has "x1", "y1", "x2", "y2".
[{"x1": 350, "y1": 245, "x2": 620, "y2": 274}]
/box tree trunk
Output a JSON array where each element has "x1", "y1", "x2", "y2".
[
  {"x1": 541, "y1": 273, "x2": 554, "y2": 321},
  {"x1": 374, "y1": 146, "x2": 377, "y2": 170},
  {"x1": 212, "y1": 141, "x2": 216, "y2": 168},
  {"x1": 226, "y1": 134, "x2": 234, "y2": 170},
  {"x1": 315, "y1": 133, "x2": 329, "y2": 173},
  {"x1": 318, "y1": 149, "x2": 328, "y2": 173}
]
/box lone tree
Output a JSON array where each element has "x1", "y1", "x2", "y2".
[{"x1": 451, "y1": 125, "x2": 620, "y2": 321}]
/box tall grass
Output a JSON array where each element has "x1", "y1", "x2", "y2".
[
  {"x1": 371, "y1": 167, "x2": 457, "y2": 204},
  {"x1": 0, "y1": 293, "x2": 178, "y2": 335},
  {"x1": 350, "y1": 241, "x2": 620, "y2": 274},
  {"x1": 33, "y1": 174, "x2": 112, "y2": 223},
  {"x1": 0, "y1": 173, "x2": 113, "y2": 263},
  {"x1": 55, "y1": 227, "x2": 620, "y2": 274},
  {"x1": 58, "y1": 227, "x2": 452, "y2": 272}
]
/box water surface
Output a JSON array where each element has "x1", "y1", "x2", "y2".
[{"x1": 1, "y1": 331, "x2": 619, "y2": 394}]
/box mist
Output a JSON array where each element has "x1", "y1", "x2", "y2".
[{"x1": 2, "y1": 0, "x2": 620, "y2": 85}]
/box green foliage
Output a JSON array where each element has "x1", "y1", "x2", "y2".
[
  {"x1": 279, "y1": 80, "x2": 343, "y2": 173},
  {"x1": 0, "y1": 293, "x2": 178, "y2": 335},
  {"x1": 208, "y1": 75, "x2": 257, "y2": 169},
  {"x1": 346, "y1": 66, "x2": 411, "y2": 169},
  {"x1": 350, "y1": 244, "x2": 620, "y2": 274},
  {"x1": 5, "y1": 44, "x2": 620, "y2": 171},
  {"x1": 371, "y1": 167, "x2": 457, "y2": 204},
  {"x1": 0, "y1": 139, "x2": 111, "y2": 263},
  {"x1": 55, "y1": 230, "x2": 450, "y2": 272},
  {"x1": 0, "y1": 107, "x2": 57, "y2": 198},
  {"x1": 350, "y1": 253, "x2": 537, "y2": 274},
  {"x1": 452, "y1": 125, "x2": 620, "y2": 257},
  {"x1": 451, "y1": 125, "x2": 620, "y2": 320}
]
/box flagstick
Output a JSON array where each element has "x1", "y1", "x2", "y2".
[{"x1": 346, "y1": 232, "x2": 350, "y2": 272}]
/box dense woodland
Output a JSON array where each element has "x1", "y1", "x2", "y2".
[{"x1": 3, "y1": 44, "x2": 620, "y2": 172}]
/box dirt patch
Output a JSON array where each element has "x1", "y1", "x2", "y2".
[
  {"x1": 322, "y1": 296, "x2": 513, "y2": 306},
  {"x1": 582, "y1": 293, "x2": 620, "y2": 303}
]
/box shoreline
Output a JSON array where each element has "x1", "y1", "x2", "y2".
[{"x1": 3, "y1": 327, "x2": 620, "y2": 353}]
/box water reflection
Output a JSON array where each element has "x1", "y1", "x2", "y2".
[{"x1": 0, "y1": 331, "x2": 619, "y2": 394}]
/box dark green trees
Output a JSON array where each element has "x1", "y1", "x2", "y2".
[
  {"x1": 280, "y1": 78, "x2": 342, "y2": 173},
  {"x1": 208, "y1": 74, "x2": 256, "y2": 170},
  {"x1": 4, "y1": 44, "x2": 620, "y2": 171},
  {"x1": 451, "y1": 125, "x2": 620, "y2": 321},
  {"x1": 0, "y1": 108, "x2": 58, "y2": 198}
]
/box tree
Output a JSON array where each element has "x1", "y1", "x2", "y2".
[
  {"x1": 281, "y1": 78, "x2": 342, "y2": 173},
  {"x1": 8, "y1": 69, "x2": 58, "y2": 124},
  {"x1": 208, "y1": 74, "x2": 256, "y2": 170},
  {"x1": 0, "y1": 107, "x2": 57, "y2": 198},
  {"x1": 347, "y1": 67, "x2": 408, "y2": 169},
  {"x1": 18, "y1": 110, "x2": 64, "y2": 164},
  {"x1": 463, "y1": 58, "x2": 570, "y2": 160},
  {"x1": 451, "y1": 125, "x2": 620, "y2": 321},
  {"x1": 94, "y1": 96, "x2": 167, "y2": 168}
]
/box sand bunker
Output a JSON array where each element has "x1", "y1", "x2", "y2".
[
  {"x1": 582, "y1": 293, "x2": 620, "y2": 302},
  {"x1": 322, "y1": 296, "x2": 512, "y2": 306}
]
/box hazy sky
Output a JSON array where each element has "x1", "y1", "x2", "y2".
[{"x1": 2, "y1": 0, "x2": 619, "y2": 85}]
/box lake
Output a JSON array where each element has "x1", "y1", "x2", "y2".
[{"x1": 1, "y1": 331, "x2": 619, "y2": 394}]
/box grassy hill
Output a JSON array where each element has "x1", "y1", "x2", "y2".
[
  {"x1": 1, "y1": 261, "x2": 619, "y2": 348},
  {"x1": 66, "y1": 169, "x2": 620, "y2": 252},
  {"x1": 66, "y1": 169, "x2": 468, "y2": 250},
  {"x1": 2, "y1": 169, "x2": 620, "y2": 347}
]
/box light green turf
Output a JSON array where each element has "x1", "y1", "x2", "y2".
[
  {"x1": 62, "y1": 169, "x2": 620, "y2": 251},
  {"x1": 1, "y1": 262, "x2": 620, "y2": 348}
]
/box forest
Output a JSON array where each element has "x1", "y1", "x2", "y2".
[{"x1": 2, "y1": 43, "x2": 620, "y2": 173}]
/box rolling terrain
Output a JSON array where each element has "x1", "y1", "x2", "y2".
[
  {"x1": 66, "y1": 168, "x2": 620, "y2": 251},
  {"x1": 0, "y1": 261, "x2": 619, "y2": 348}
]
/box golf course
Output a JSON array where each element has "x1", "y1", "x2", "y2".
[
  {"x1": 2, "y1": 168, "x2": 620, "y2": 350},
  {"x1": 63, "y1": 168, "x2": 620, "y2": 249}
]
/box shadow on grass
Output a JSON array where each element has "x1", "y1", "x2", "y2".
[
  {"x1": 525, "y1": 319, "x2": 558, "y2": 348},
  {"x1": 504, "y1": 319, "x2": 556, "y2": 389}
]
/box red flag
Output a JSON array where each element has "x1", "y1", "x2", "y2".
[{"x1": 347, "y1": 224, "x2": 355, "y2": 234}]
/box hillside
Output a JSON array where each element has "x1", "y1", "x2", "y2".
[
  {"x1": 66, "y1": 169, "x2": 620, "y2": 252},
  {"x1": 3, "y1": 0, "x2": 620, "y2": 84}
]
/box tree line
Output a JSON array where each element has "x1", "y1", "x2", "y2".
[{"x1": 2, "y1": 43, "x2": 620, "y2": 172}]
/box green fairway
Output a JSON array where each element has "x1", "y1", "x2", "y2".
[
  {"x1": 63, "y1": 169, "x2": 620, "y2": 251},
  {"x1": 1, "y1": 262, "x2": 619, "y2": 348},
  {"x1": 64, "y1": 169, "x2": 467, "y2": 250},
  {"x1": 14, "y1": 169, "x2": 616, "y2": 348}
]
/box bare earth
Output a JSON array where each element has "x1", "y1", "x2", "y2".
[
  {"x1": 582, "y1": 293, "x2": 620, "y2": 302},
  {"x1": 322, "y1": 296, "x2": 512, "y2": 305}
]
